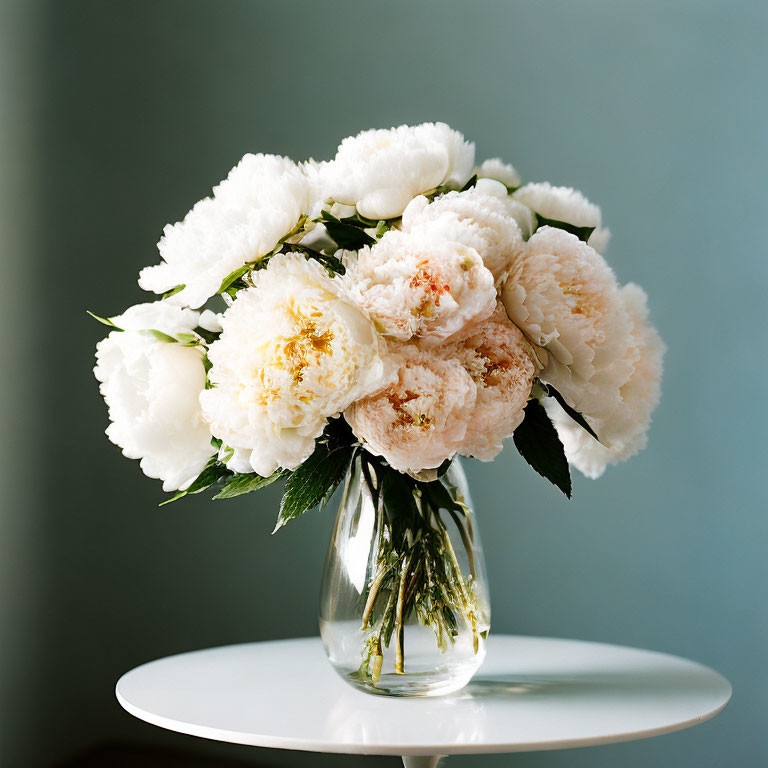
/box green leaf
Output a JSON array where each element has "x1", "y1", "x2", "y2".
[
  {"x1": 218, "y1": 263, "x2": 253, "y2": 294},
  {"x1": 158, "y1": 457, "x2": 229, "y2": 506},
  {"x1": 460, "y1": 174, "x2": 478, "y2": 192},
  {"x1": 87, "y1": 310, "x2": 123, "y2": 331},
  {"x1": 161, "y1": 284, "x2": 186, "y2": 300},
  {"x1": 378, "y1": 465, "x2": 420, "y2": 543},
  {"x1": 158, "y1": 489, "x2": 188, "y2": 507},
  {"x1": 288, "y1": 242, "x2": 346, "y2": 275},
  {"x1": 193, "y1": 326, "x2": 220, "y2": 345},
  {"x1": 318, "y1": 210, "x2": 378, "y2": 229},
  {"x1": 274, "y1": 442, "x2": 355, "y2": 532},
  {"x1": 513, "y1": 398, "x2": 572, "y2": 498},
  {"x1": 543, "y1": 383, "x2": 600, "y2": 442},
  {"x1": 343, "y1": 213, "x2": 379, "y2": 229},
  {"x1": 381, "y1": 466, "x2": 419, "y2": 522},
  {"x1": 175, "y1": 332, "x2": 202, "y2": 347},
  {"x1": 139, "y1": 328, "x2": 178, "y2": 344},
  {"x1": 319, "y1": 448, "x2": 358, "y2": 512},
  {"x1": 172, "y1": 328, "x2": 219, "y2": 347},
  {"x1": 320, "y1": 252, "x2": 346, "y2": 274},
  {"x1": 323, "y1": 414, "x2": 357, "y2": 448},
  {"x1": 213, "y1": 469, "x2": 285, "y2": 500},
  {"x1": 420, "y1": 478, "x2": 463, "y2": 515},
  {"x1": 535, "y1": 215, "x2": 596, "y2": 243},
  {"x1": 322, "y1": 216, "x2": 376, "y2": 250}
]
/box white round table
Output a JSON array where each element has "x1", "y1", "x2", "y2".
[{"x1": 116, "y1": 635, "x2": 731, "y2": 768}]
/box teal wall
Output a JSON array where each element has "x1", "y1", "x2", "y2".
[{"x1": 3, "y1": 0, "x2": 766, "y2": 765}]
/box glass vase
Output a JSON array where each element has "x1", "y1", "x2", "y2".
[{"x1": 319, "y1": 455, "x2": 491, "y2": 697}]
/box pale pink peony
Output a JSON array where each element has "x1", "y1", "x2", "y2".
[
  {"x1": 449, "y1": 304, "x2": 540, "y2": 461},
  {"x1": 401, "y1": 180, "x2": 534, "y2": 281},
  {"x1": 347, "y1": 228, "x2": 496, "y2": 343},
  {"x1": 501, "y1": 227, "x2": 634, "y2": 418},
  {"x1": 544, "y1": 283, "x2": 665, "y2": 478},
  {"x1": 344, "y1": 342, "x2": 476, "y2": 472}
]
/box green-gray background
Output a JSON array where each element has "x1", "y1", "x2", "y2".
[{"x1": 2, "y1": 1, "x2": 766, "y2": 766}]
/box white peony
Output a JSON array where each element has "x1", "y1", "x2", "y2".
[
  {"x1": 512, "y1": 182, "x2": 601, "y2": 229},
  {"x1": 345, "y1": 341, "x2": 476, "y2": 472},
  {"x1": 513, "y1": 181, "x2": 610, "y2": 252},
  {"x1": 139, "y1": 154, "x2": 310, "y2": 309},
  {"x1": 401, "y1": 180, "x2": 534, "y2": 281},
  {"x1": 544, "y1": 284, "x2": 665, "y2": 478},
  {"x1": 301, "y1": 158, "x2": 335, "y2": 220},
  {"x1": 502, "y1": 227, "x2": 634, "y2": 418},
  {"x1": 587, "y1": 227, "x2": 611, "y2": 253},
  {"x1": 93, "y1": 302, "x2": 214, "y2": 492},
  {"x1": 320, "y1": 123, "x2": 475, "y2": 220},
  {"x1": 346, "y1": 227, "x2": 496, "y2": 342},
  {"x1": 199, "y1": 253, "x2": 389, "y2": 476},
  {"x1": 110, "y1": 301, "x2": 201, "y2": 335},
  {"x1": 476, "y1": 157, "x2": 522, "y2": 188},
  {"x1": 198, "y1": 309, "x2": 223, "y2": 332},
  {"x1": 448, "y1": 304, "x2": 540, "y2": 461}
]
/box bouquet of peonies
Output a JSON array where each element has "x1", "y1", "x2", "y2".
[{"x1": 92, "y1": 123, "x2": 664, "y2": 690}]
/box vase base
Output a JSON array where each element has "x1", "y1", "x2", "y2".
[
  {"x1": 337, "y1": 663, "x2": 480, "y2": 698},
  {"x1": 402, "y1": 756, "x2": 446, "y2": 768}
]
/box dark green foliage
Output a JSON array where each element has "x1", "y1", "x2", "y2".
[
  {"x1": 513, "y1": 398, "x2": 572, "y2": 498},
  {"x1": 159, "y1": 457, "x2": 231, "y2": 507},
  {"x1": 86, "y1": 310, "x2": 123, "y2": 331},
  {"x1": 274, "y1": 441, "x2": 356, "y2": 532},
  {"x1": 280, "y1": 241, "x2": 346, "y2": 276},
  {"x1": 544, "y1": 383, "x2": 600, "y2": 441},
  {"x1": 161, "y1": 284, "x2": 186, "y2": 300},
  {"x1": 319, "y1": 210, "x2": 376, "y2": 250},
  {"x1": 213, "y1": 469, "x2": 285, "y2": 500},
  {"x1": 535, "y1": 214, "x2": 596, "y2": 243}
]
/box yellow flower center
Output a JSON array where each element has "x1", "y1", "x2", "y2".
[
  {"x1": 282, "y1": 321, "x2": 335, "y2": 386},
  {"x1": 388, "y1": 389, "x2": 432, "y2": 430},
  {"x1": 559, "y1": 279, "x2": 594, "y2": 317},
  {"x1": 251, "y1": 318, "x2": 336, "y2": 407}
]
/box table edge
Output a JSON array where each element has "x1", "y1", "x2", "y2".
[{"x1": 115, "y1": 635, "x2": 732, "y2": 756}]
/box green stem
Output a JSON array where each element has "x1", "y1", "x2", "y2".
[
  {"x1": 361, "y1": 567, "x2": 388, "y2": 630},
  {"x1": 437, "y1": 513, "x2": 478, "y2": 638},
  {"x1": 371, "y1": 637, "x2": 383, "y2": 683},
  {"x1": 447, "y1": 507, "x2": 476, "y2": 581},
  {"x1": 394, "y1": 555, "x2": 410, "y2": 674}
]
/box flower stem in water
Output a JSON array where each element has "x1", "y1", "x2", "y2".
[{"x1": 394, "y1": 555, "x2": 410, "y2": 674}]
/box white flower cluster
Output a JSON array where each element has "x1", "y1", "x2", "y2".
[{"x1": 94, "y1": 122, "x2": 664, "y2": 492}]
